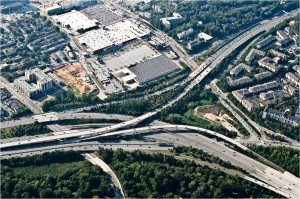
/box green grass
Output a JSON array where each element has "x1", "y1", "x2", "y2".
[
  {"x1": 183, "y1": 109, "x2": 212, "y2": 127},
  {"x1": 69, "y1": 85, "x2": 82, "y2": 96}
]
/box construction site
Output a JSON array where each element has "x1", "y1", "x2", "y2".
[{"x1": 53, "y1": 62, "x2": 95, "y2": 94}]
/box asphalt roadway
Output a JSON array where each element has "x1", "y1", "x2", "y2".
[
  {"x1": 83, "y1": 153, "x2": 125, "y2": 198},
  {"x1": 146, "y1": 132, "x2": 300, "y2": 198},
  {"x1": 1, "y1": 140, "x2": 172, "y2": 158},
  {"x1": 1, "y1": 112, "x2": 134, "y2": 129},
  {"x1": 2, "y1": 131, "x2": 299, "y2": 198},
  {"x1": 1, "y1": 9, "x2": 300, "y2": 198}
]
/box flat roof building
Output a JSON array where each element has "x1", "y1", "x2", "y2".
[
  {"x1": 15, "y1": 68, "x2": 54, "y2": 98},
  {"x1": 177, "y1": 28, "x2": 194, "y2": 40},
  {"x1": 259, "y1": 90, "x2": 277, "y2": 100},
  {"x1": 129, "y1": 55, "x2": 181, "y2": 85},
  {"x1": 14, "y1": 77, "x2": 39, "y2": 98},
  {"x1": 270, "y1": 49, "x2": 287, "y2": 58},
  {"x1": 230, "y1": 63, "x2": 253, "y2": 76},
  {"x1": 198, "y1": 32, "x2": 213, "y2": 42},
  {"x1": 226, "y1": 76, "x2": 252, "y2": 87},
  {"x1": 286, "y1": 72, "x2": 300, "y2": 87},
  {"x1": 254, "y1": 71, "x2": 272, "y2": 80},
  {"x1": 53, "y1": 10, "x2": 97, "y2": 33},
  {"x1": 248, "y1": 81, "x2": 279, "y2": 94}
]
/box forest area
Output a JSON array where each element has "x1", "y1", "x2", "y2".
[{"x1": 1, "y1": 149, "x2": 283, "y2": 198}]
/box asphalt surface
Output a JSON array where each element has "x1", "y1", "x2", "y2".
[
  {"x1": 1, "y1": 8, "x2": 299, "y2": 198},
  {"x1": 146, "y1": 132, "x2": 300, "y2": 198},
  {"x1": 1, "y1": 112, "x2": 134, "y2": 129},
  {"x1": 83, "y1": 153, "x2": 125, "y2": 198},
  {"x1": 1, "y1": 140, "x2": 172, "y2": 158}
]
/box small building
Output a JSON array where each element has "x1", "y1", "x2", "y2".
[
  {"x1": 0, "y1": 2, "x2": 23, "y2": 14},
  {"x1": 45, "y1": 4, "x2": 62, "y2": 15}
]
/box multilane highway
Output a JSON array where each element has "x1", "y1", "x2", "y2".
[
  {"x1": 2, "y1": 129, "x2": 299, "y2": 198},
  {"x1": 146, "y1": 132, "x2": 300, "y2": 198},
  {"x1": 1, "y1": 9, "x2": 299, "y2": 198},
  {"x1": 2, "y1": 10, "x2": 297, "y2": 138},
  {"x1": 1, "y1": 112, "x2": 133, "y2": 129},
  {"x1": 1, "y1": 10, "x2": 298, "y2": 150}
]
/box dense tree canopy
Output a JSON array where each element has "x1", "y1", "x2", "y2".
[
  {"x1": 98, "y1": 149, "x2": 280, "y2": 198},
  {"x1": 1, "y1": 122, "x2": 50, "y2": 139},
  {"x1": 1, "y1": 151, "x2": 115, "y2": 198},
  {"x1": 250, "y1": 146, "x2": 300, "y2": 177}
]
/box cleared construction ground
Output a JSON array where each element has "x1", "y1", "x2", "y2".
[{"x1": 53, "y1": 62, "x2": 95, "y2": 94}]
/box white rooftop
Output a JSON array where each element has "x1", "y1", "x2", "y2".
[
  {"x1": 198, "y1": 32, "x2": 213, "y2": 41},
  {"x1": 54, "y1": 10, "x2": 97, "y2": 32}
]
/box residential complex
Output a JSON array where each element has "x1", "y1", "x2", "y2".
[{"x1": 14, "y1": 68, "x2": 54, "y2": 98}]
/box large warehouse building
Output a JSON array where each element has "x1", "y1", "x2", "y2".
[{"x1": 114, "y1": 55, "x2": 181, "y2": 89}]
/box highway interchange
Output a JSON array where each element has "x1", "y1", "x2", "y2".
[{"x1": 1, "y1": 8, "x2": 299, "y2": 198}]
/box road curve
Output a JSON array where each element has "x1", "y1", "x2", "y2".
[{"x1": 83, "y1": 153, "x2": 125, "y2": 198}]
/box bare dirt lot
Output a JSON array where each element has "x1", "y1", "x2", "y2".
[{"x1": 54, "y1": 62, "x2": 95, "y2": 94}]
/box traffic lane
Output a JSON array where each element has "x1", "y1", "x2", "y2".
[
  {"x1": 0, "y1": 112, "x2": 157, "y2": 149},
  {"x1": 147, "y1": 132, "x2": 262, "y2": 173},
  {"x1": 147, "y1": 132, "x2": 299, "y2": 198},
  {"x1": 2, "y1": 142, "x2": 171, "y2": 159},
  {"x1": 1, "y1": 112, "x2": 134, "y2": 129}
]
